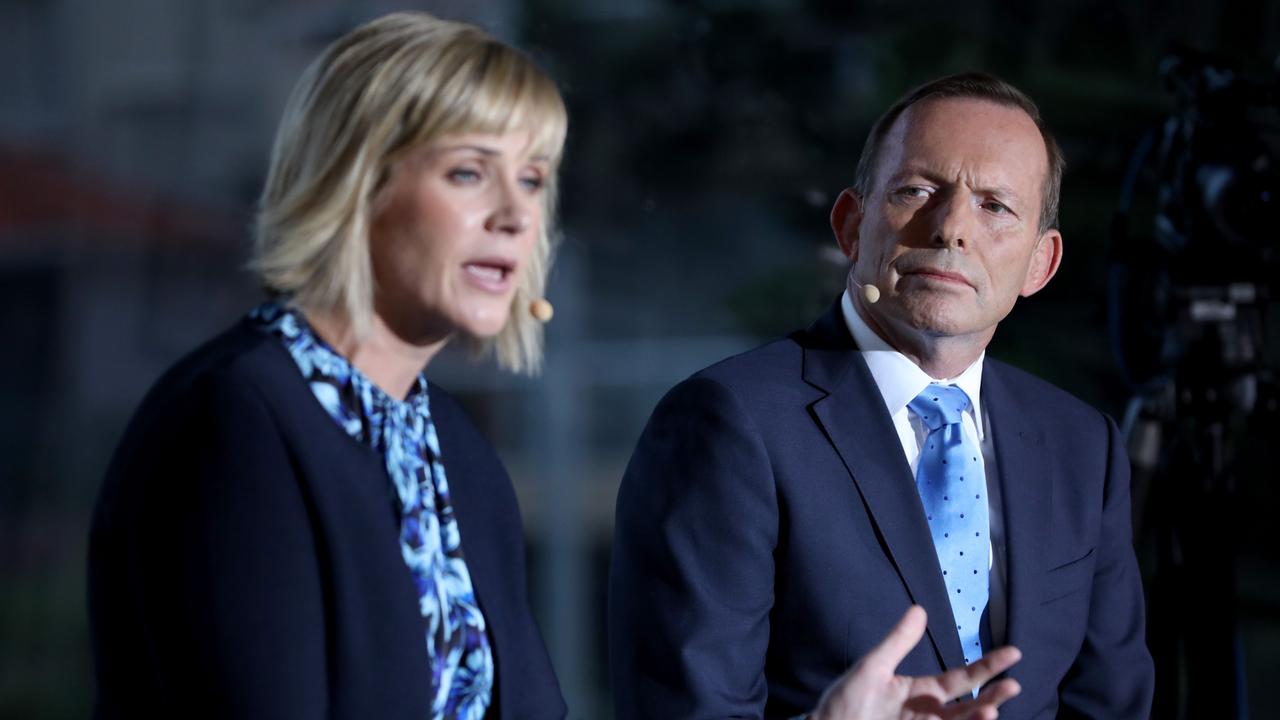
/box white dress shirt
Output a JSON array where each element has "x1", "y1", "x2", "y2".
[{"x1": 840, "y1": 290, "x2": 1008, "y2": 648}]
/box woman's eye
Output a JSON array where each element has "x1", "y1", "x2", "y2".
[
  {"x1": 447, "y1": 168, "x2": 482, "y2": 184},
  {"x1": 519, "y1": 175, "x2": 545, "y2": 192}
]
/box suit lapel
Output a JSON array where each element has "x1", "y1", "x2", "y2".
[
  {"x1": 800, "y1": 302, "x2": 966, "y2": 670},
  {"x1": 981, "y1": 363, "x2": 1051, "y2": 672}
]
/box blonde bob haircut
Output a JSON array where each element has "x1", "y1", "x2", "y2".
[{"x1": 251, "y1": 12, "x2": 568, "y2": 374}]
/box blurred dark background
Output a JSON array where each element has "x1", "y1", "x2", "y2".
[{"x1": 2, "y1": 1, "x2": 1278, "y2": 717}]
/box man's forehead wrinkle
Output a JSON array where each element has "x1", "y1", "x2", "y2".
[{"x1": 901, "y1": 98, "x2": 1044, "y2": 151}]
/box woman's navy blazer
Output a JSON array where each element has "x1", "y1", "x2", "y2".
[{"x1": 89, "y1": 318, "x2": 565, "y2": 719}]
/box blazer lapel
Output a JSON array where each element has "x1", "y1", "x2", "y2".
[
  {"x1": 799, "y1": 301, "x2": 966, "y2": 670},
  {"x1": 981, "y1": 363, "x2": 1051, "y2": 674}
]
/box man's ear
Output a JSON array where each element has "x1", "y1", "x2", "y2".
[
  {"x1": 831, "y1": 188, "x2": 864, "y2": 262},
  {"x1": 1020, "y1": 229, "x2": 1063, "y2": 297}
]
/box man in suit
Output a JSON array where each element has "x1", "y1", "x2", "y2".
[{"x1": 609, "y1": 73, "x2": 1155, "y2": 719}]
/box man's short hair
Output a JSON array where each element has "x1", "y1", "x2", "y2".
[
  {"x1": 852, "y1": 72, "x2": 1064, "y2": 233},
  {"x1": 251, "y1": 12, "x2": 567, "y2": 374}
]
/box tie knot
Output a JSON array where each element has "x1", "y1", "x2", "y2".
[{"x1": 908, "y1": 384, "x2": 971, "y2": 430}]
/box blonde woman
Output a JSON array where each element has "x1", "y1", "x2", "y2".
[{"x1": 89, "y1": 13, "x2": 566, "y2": 719}]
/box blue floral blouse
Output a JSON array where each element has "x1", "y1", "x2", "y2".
[{"x1": 252, "y1": 302, "x2": 494, "y2": 720}]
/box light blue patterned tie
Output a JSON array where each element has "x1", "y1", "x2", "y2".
[{"x1": 908, "y1": 384, "x2": 989, "y2": 664}]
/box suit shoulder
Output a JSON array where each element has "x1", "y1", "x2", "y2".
[
  {"x1": 97, "y1": 319, "x2": 306, "y2": 534},
  {"x1": 637, "y1": 336, "x2": 814, "y2": 428},
  {"x1": 110, "y1": 320, "x2": 299, "y2": 461},
  {"x1": 987, "y1": 357, "x2": 1111, "y2": 427},
  {"x1": 686, "y1": 336, "x2": 804, "y2": 389}
]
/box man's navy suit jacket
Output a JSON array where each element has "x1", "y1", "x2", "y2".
[
  {"x1": 90, "y1": 318, "x2": 565, "y2": 719},
  {"x1": 609, "y1": 301, "x2": 1154, "y2": 719}
]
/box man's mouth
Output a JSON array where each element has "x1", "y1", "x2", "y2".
[{"x1": 903, "y1": 268, "x2": 971, "y2": 286}]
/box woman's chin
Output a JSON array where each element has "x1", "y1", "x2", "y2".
[{"x1": 457, "y1": 306, "x2": 511, "y2": 339}]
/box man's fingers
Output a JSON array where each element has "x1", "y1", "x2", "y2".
[
  {"x1": 974, "y1": 677, "x2": 1021, "y2": 706},
  {"x1": 934, "y1": 645, "x2": 1022, "y2": 699},
  {"x1": 942, "y1": 678, "x2": 1022, "y2": 720},
  {"x1": 861, "y1": 605, "x2": 928, "y2": 672}
]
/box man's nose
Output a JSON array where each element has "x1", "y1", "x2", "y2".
[{"x1": 930, "y1": 191, "x2": 973, "y2": 250}]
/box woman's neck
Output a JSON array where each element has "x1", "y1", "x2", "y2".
[{"x1": 304, "y1": 308, "x2": 449, "y2": 400}]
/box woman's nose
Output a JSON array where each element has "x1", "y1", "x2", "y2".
[{"x1": 485, "y1": 181, "x2": 534, "y2": 236}]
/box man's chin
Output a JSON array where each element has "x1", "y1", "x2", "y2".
[{"x1": 887, "y1": 299, "x2": 972, "y2": 335}]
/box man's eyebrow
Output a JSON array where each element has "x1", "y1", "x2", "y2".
[
  {"x1": 888, "y1": 167, "x2": 1025, "y2": 202},
  {"x1": 885, "y1": 165, "x2": 946, "y2": 186},
  {"x1": 982, "y1": 183, "x2": 1022, "y2": 201}
]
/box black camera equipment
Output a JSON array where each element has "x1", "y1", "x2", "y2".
[{"x1": 1109, "y1": 47, "x2": 1279, "y2": 719}]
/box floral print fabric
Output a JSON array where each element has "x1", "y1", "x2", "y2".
[{"x1": 252, "y1": 302, "x2": 494, "y2": 719}]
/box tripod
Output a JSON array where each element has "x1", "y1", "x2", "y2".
[{"x1": 1126, "y1": 284, "x2": 1268, "y2": 720}]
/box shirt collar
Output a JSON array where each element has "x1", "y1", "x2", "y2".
[{"x1": 840, "y1": 289, "x2": 985, "y2": 437}]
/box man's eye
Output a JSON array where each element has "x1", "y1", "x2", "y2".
[
  {"x1": 895, "y1": 186, "x2": 931, "y2": 199},
  {"x1": 983, "y1": 201, "x2": 1012, "y2": 214}
]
